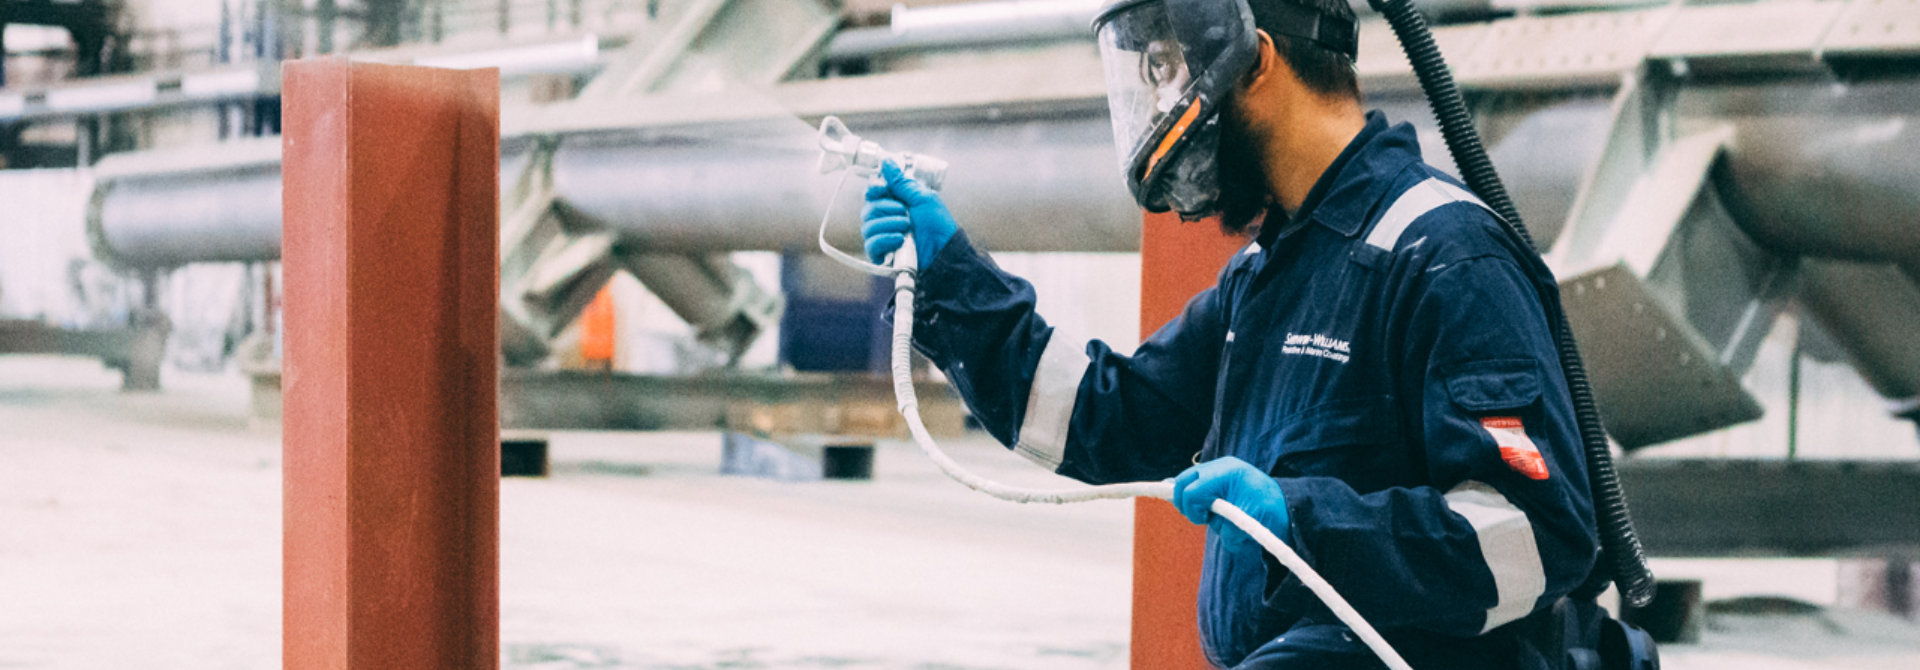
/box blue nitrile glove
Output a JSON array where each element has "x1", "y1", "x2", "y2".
[
  {"x1": 1173, "y1": 456, "x2": 1292, "y2": 551},
  {"x1": 862, "y1": 159, "x2": 957, "y2": 268}
]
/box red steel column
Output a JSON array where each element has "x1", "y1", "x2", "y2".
[
  {"x1": 1132, "y1": 212, "x2": 1247, "y2": 669},
  {"x1": 282, "y1": 58, "x2": 501, "y2": 670}
]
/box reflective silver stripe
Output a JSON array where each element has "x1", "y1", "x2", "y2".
[
  {"x1": 1011, "y1": 333, "x2": 1090, "y2": 471},
  {"x1": 1364, "y1": 178, "x2": 1489, "y2": 251},
  {"x1": 1444, "y1": 481, "x2": 1547, "y2": 633}
]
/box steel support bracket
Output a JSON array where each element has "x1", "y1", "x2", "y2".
[{"x1": 1550, "y1": 74, "x2": 1789, "y2": 448}]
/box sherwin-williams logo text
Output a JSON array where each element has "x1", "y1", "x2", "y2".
[{"x1": 1282, "y1": 332, "x2": 1351, "y2": 364}]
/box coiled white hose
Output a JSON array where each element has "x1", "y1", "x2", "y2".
[{"x1": 819, "y1": 179, "x2": 1412, "y2": 670}]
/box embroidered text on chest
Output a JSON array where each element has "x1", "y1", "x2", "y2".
[{"x1": 1281, "y1": 332, "x2": 1351, "y2": 364}]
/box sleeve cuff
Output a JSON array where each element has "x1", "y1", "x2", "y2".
[
  {"x1": 905, "y1": 228, "x2": 1016, "y2": 366},
  {"x1": 915, "y1": 227, "x2": 981, "y2": 305}
]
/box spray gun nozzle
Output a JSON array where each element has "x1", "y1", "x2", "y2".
[{"x1": 816, "y1": 116, "x2": 864, "y2": 175}]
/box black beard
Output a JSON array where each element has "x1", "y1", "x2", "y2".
[{"x1": 1214, "y1": 105, "x2": 1272, "y2": 236}]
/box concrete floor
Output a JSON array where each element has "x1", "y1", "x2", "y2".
[{"x1": 2, "y1": 355, "x2": 1917, "y2": 669}]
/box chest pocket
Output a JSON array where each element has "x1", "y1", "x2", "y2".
[{"x1": 1258, "y1": 395, "x2": 1405, "y2": 492}]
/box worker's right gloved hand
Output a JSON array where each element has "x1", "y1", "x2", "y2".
[
  {"x1": 1173, "y1": 456, "x2": 1292, "y2": 553},
  {"x1": 862, "y1": 159, "x2": 957, "y2": 268}
]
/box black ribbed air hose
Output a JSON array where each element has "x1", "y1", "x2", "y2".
[{"x1": 1365, "y1": 0, "x2": 1657, "y2": 608}]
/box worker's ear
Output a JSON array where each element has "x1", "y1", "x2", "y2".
[{"x1": 1238, "y1": 29, "x2": 1282, "y2": 95}]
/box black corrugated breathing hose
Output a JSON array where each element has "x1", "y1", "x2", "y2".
[{"x1": 1365, "y1": 0, "x2": 1657, "y2": 608}]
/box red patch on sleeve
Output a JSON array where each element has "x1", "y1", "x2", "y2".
[{"x1": 1481, "y1": 416, "x2": 1549, "y2": 481}]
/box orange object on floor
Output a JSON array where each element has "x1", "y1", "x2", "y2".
[
  {"x1": 1132, "y1": 212, "x2": 1249, "y2": 669},
  {"x1": 281, "y1": 59, "x2": 501, "y2": 670},
  {"x1": 580, "y1": 285, "x2": 617, "y2": 367}
]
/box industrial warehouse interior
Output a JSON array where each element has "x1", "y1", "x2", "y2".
[{"x1": 2, "y1": 0, "x2": 1918, "y2": 668}]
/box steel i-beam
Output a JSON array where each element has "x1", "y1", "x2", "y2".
[
  {"x1": 281, "y1": 59, "x2": 501, "y2": 670},
  {"x1": 1132, "y1": 213, "x2": 1248, "y2": 668}
]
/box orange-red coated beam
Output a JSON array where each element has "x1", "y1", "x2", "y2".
[
  {"x1": 1132, "y1": 212, "x2": 1249, "y2": 669},
  {"x1": 282, "y1": 59, "x2": 501, "y2": 670},
  {"x1": 580, "y1": 286, "x2": 617, "y2": 367}
]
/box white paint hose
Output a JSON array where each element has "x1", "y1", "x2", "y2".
[{"x1": 870, "y1": 234, "x2": 1413, "y2": 670}]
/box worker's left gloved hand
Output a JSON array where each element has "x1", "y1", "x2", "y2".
[
  {"x1": 1173, "y1": 457, "x2": 1291, "y2": 551},
  {"x1": 862, "y1": 159, "x2": 957, "y2": 268}
]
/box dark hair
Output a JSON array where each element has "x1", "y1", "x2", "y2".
[{"x1": 1248, "y1": 0, "x2": 1360, "y2": 100}]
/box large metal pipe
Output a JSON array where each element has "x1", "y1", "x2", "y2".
[
  {"x1": 551, "y1": 113, "x2": 1141, "y2": 253},
  {"x1": 1797, "y1": 259, "x2": 1920, "y2": 403},
  {"x1": 826, "y1": 0, "x2": 1104, "y2": 61},
  {"x1": 620, "y1": 252, "x2": 782, "y2": 362},
  {"x1": 88, "y1": 140, "x2": 539, "y2": 267},
  {"x1": 87, "y1": 110, "x2": 1144, "y2": 265},
  {"x1": 91, "y1": 167, "x2": 283, "y2": 267},
  {"x1": 1685, "y1": 77, "x2": 1920, "y2": 268},
  {"x1": 1370, "y1": 91, "x2": 1616, "y2": 250}
]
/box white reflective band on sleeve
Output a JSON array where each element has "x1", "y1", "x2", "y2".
[
  {"x1": 1364, "y1": 178, "x2": 1489, "y2": 251},
  {"x1": 1011, "y1": 334, "x2": 1091, "y2": 471},
  {"x1": 1443, "y1": 481, "x2": 1547, "y2": 633}
]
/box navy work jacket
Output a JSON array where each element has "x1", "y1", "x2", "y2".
[{"x1": 907, "y1": 112, "x2": 1601, "y2": 669}]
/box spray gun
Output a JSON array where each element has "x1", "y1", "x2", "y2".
[
  {"x1": 815, "y1": 115, "x2": 949, "y2": 276},
  {"x1": 816, "y1": 116, "x2": 948, "y2": 191}
]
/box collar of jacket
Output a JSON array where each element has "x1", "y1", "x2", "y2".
[{"x1": 1258, "y1": 110, "x2": 1424, "y2": 247}]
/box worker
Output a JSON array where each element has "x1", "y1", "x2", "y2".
[{"x1": 861, "y1": 0, "x2": 1607, "y2": 668}]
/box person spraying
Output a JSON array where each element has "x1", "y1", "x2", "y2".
[{"x1": 857, "y1": 0, "x2": 1658, "y2": 667}]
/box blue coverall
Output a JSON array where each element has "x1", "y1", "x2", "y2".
[{"x1": 904, "y1": 112, "x2": 1603, "y2": 668}]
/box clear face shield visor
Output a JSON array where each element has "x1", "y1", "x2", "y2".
[{"x1": 1095, "y1": 2, "x2": 1196, "y2": 179}]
